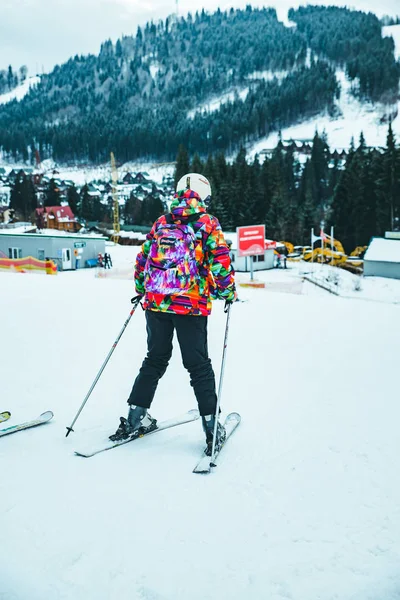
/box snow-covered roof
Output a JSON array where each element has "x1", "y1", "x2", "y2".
[
  {"x1": 37, "y1": 205, "x2": 76, "y2": 221},
  {"x1": 0, "y1": 229, "x2": 106, "y2": 240},
  {"x1": 0, "y1": 224, "x2": 36, "y2": 233},
  {"x1": 364, "y1": 238, "x2": 400, "y2": 263},
  {"x1": 118, "y1": 231, "x2": 147, "y2": 240}
]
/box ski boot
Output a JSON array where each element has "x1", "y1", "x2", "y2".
[
  {"x1": 202, "y1": 414, "x2": 226, "y2": 456},
  {"x1": 109, "y1": 405, "x2": 157, "y2": 442}
]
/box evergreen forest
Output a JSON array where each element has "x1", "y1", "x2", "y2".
[
  {"x1": 174, "y1": 124, "x2": 400, "y2": 253},
  {"x1": 0, "y1": 5, "x2": 398, "y2": 164}
]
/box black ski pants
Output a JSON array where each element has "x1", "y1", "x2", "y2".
[{"x1": 128, "y1": 310, "x2": 217, "y2": 416}]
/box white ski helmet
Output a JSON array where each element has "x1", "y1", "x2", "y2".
[{"x1": 176, "y1": 173, "x2": 211, "y2": 202}]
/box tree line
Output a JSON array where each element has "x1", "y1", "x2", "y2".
[
  {"x1": 174, "y1": 124, "x2": 400, "y2": 253},
  {"x1": 0, "y1": 65, "x2": 28, "y2": 96},
  {"x1": 8, "y1": 123, "x2": 400, "y2": 253}
]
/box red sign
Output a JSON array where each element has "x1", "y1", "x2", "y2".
[
  {"x1": 237, "y1": 225, "x2": 266, "y2": 257},
  {"x1": 265, "y1": 240, "x2": 277, "y2": 250}
]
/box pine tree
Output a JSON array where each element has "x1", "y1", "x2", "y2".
[
  {"x1": 330, "y1": 145, "x2": 356, "y2": 252},
  {"x1": 213, "y1": 181, "x2": 234, "y2": 230},
  {"x1": 124, "y1": 193, "x2": 143, "y2": 225},
  {"x1": 142, "y1": 194, "x2": 164, "y2": 225},
  {"x1": 174, "y1": 145, "x2": 190, "y2": 188},
  {"x1": 9, "y1": 174, "x2": 37, "y2": 221},
  {"x1": 20, "y1": 175, "x2": 37, "y2": 221},
  {"x1": 9, "y1": 174, "x2": 24, "y2": 219},
  {"x1": 45, "y1": 179, "x2": 61, "y2": 207},
  {"x1": 67, "y1": 185, "x2": 80, "y2": 216},
  {"x1": 7, "y1": 65, "x2": 13, "y2": 90},
  {"x1": 230, "y1": 147, "x2": 249, "y2": 226},
  {"x1": 190, "y1": 153, "x2": 203, "y2": 173},
  {"x1": 260, "y1": 156, "x2": 272, "y2": 229},
  {"x1": 358, "y1": 149, "x2": 380, "y2": 245},
  {"x1": 266, "y1": 143, "x2": 290, "y2": 239},
  {"x1": 80, "y1": 184, "x2": 93, "y2": 221},
  {"x1": 298, "y1": 159, "x2": 319, "y2": 243},
  {"x1": 376, "y1": 122, "x2": 400, "y2": 232},
  {"x1": 310, "y1": 131, "x2": 331, "y2": 222}
]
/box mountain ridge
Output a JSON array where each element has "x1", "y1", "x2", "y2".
[{"x1": 0, "y1": 5, "x2": 399, "y2": 164}]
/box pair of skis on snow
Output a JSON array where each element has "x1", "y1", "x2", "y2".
[
  {"x1": 74, "y1": 409, "x2": 241, "y2": 474},
  {"x1": 0, "y1": 409, "x2": 240, "y2": 473}
]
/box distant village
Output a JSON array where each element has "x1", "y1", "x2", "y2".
[{"x1": 0, "y1": 165, "x2": 175, "y2": 243}]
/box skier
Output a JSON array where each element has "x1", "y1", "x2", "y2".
[{"x1": 110, "y1": 173, "x2": 236, "y2": 455}]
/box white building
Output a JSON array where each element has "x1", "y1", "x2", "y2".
[
  {"x1": 364, "y1": 234, "x2": 400, "y2": 279},
  {"x1": 224, "y1": 231, "x2": 278, "y2": 272}
]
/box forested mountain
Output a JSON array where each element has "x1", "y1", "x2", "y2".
[{"x1": 0, "y1": 5, "x2": 399, "y2": 164}]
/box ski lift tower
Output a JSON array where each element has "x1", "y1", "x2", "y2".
[{"x1": 110, "y1": 152, "x2": 120, "y2": 244}]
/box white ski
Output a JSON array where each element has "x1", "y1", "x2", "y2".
[
  {"x1": 193, "y1": 412, "x2": 241, "y2": 474},
  {"x1": 0, "y1": 411, "x2": 54, "y2": 437},
  {"x1": 74, "y1": 408, "x2": 200, "y2": 457}
]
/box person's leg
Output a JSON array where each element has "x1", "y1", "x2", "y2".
[
  {"x1": 127, "y1": 310, "x2": 174, "y2": 409},
  {"x1": 173, "y1": 315, "x2": 217, "y2": 416}
]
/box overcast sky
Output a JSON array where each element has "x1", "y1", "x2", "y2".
[{"x1": 1, "y1": 0, "x2": 399, "y2": 75}]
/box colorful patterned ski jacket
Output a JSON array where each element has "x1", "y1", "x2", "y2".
[{"x1": 134, "y1": 190, "x2": 236, "y2": 316}]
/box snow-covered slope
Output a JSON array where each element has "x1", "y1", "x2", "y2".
[
  {"x1": 1, "y1": 248, "x2": 400, "y2": 599},
  {"x1": 249, "y1": 24, "x2": 400, "y2": 154},
  {"x1": 0, "y1": 76, "x2": 40, "y2": 106},
  {"x1": 186, "y1": 24, "x2": 400, "y2": 153},
  {"x1": 249, "y1": 69, "x2": 400, "y2": 156}
]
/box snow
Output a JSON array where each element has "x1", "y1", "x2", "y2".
[
  {"x1": 29, "y1": 161, "x2": 175, "y2": 187},
  {"x1": 188, "y1": 87, "x2": 249, "y2": 119},
  {"x1": 248, "y1": 66, "x2": 400, "y2": 157},
  {"x1": 247, "y1": 23, "x2": 400, "y2": 155},
  {"x1": 364, "y1": 237, "x2": 400, "y2": 263},
  {"x1": 0, "y1": 224, "x2": 36, "y2": 234},
  {"x1": 1, "y1": 244, "x2": 400, "y2": 599},
  {"x1": 0, "y1": 76, "x2": 40, "y2": 106},
  {"x1": 383, "y1": 24, "x2": 400, "y2": 60},
  {"x1": 0, "y1": 229, "x2": 106, "y2": 240},
  {"x1": 247, "y1": 69, "x2": 289, "y2": 82},
  {"x1": 149, "y1": 63, "x2": 160, "y2": 79}
]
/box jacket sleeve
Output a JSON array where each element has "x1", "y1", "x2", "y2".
[
  {"x1": 206, "y1": 218, "x2": 236, "y2": 301},
  {"x1": 134, "y1": 221, "x2": 157, "y2": 294}
]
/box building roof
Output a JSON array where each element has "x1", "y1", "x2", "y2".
[
  {"x1": 36, "y1": 205, "x2": 76, "y2": 222},
  {"x1": 0, "y1": 230, "x2": 106, "y2": 240},
  {"x1": 364, "y1": 237, "x2": 400, "y2": 263}
]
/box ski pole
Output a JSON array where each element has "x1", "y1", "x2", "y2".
[
  {"x1": 210, "y1": 301, "x2": 232, "y2": 465},
  {"x1": 65, "y1": 295, "x2": 143, "y2": 437}
]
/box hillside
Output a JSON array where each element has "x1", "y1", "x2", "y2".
[{"x1": 0, "y1": 5, "x2": 398, "y2": 164}]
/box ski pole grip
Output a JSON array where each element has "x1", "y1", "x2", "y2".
[
  {"x1": 131, "y1": 295, "x2": 143, "y2": 307},
  {"x1": 224, "y1": 300, "x2": 233, "y2": 312}
]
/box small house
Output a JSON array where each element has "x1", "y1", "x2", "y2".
[
  {"x1": 36, "y1": 205, "x2": 81, "y2": 233},
  {"x1": 364, "y1": 235, "x2": 400, "y2": 279}
]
